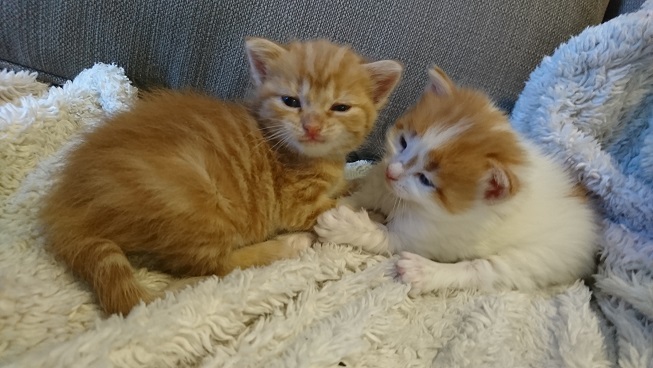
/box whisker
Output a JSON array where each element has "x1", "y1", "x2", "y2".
[
  {"x1": 269, "y1": 132, "x2": 292, "y2": 152},
  {"x1": 253, "y1": 129, "x2": 288, "y2": 150},
  {"x1": 258, "y1": 125, "x2": 284, "y2": 132},
  {"x1": 391, "y1": 196, "x2": 399, "y2": 218}
]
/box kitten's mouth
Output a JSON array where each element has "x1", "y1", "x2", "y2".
[
  {"x1": 298, "y1": 136, "x2": 326, "y2": 144},
  {"x1": 293, "y1": 135, "x2": 340, "y2": 158}
]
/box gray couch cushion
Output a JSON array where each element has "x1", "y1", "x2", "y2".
[
  {"x1": 605, "y1": 0, "x2": 647, "y2": 19},
  {"x1": 0, "y1": 0, "x2": 608, "y2": 159}
]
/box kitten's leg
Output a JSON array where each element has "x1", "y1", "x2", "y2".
[
  {"x1": 397, "y1": 252, "x2": 497, "y2": 296},
  {"x1": 397, "y1": 251, "x2": 536, "y2": 296},
  {"x1": 314, "y1": 205, "x2": 396, "y2": 254},
  {"x1": 222, "y1": 232, "x2": 315, "y2": 273}
]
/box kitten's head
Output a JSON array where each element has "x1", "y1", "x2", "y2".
[
  {"x1": 245, "y1": 37, "x2": 403, "y2": 158},
  {"x1": 383, "y1": 67, "x2": 527, "y2": 214}
]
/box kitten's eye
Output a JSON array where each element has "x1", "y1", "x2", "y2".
[
  {"x1": 281, "y1": 96, "x2": 301, "y2": 108},
  {"x1": 418, "y1": 173, "x2": 434, "y2": 187},
  {"x1": 399, "y1": 135, "x2": 407, "y2": 150},
  {"x1": 331, "y1": 104, "x2": 351, "y2": 112}
]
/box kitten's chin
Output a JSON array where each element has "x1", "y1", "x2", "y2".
[
  {"x1": 385, "y1": 180, "x2": 418, "y2": 204},
  {"x1": 384, "y1": 180, "x2": 406, "y2": 198},
  {"x1": 292, "y1": 139, "x2": 349, "y2": 158},
  {"x1": 299, "y1": 144, "x2": 341, "y2": 158}
]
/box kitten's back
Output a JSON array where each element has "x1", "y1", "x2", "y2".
[
  {"x1": 45, "y1": 90, "x2": 281, "y2": 250},
  {"x1": 40, "y1": 91, "x2": 281, "y2": 313}
]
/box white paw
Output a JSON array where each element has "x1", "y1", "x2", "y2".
[
  {"x1": 396, "y1": 252, "x2": 434, "y2": 297},
  {"x1": 314, "y1": 205, "x2": 377, "y2": 247},
  {"x1": 278, "y1": 232, "x2": 315, "y2": 252}
]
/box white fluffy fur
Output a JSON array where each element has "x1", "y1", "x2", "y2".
[{"x1": 316, "y1": 126, "x2": 598, "y2": 296}]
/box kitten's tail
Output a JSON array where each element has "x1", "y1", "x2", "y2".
[{"x1": 67, "y1": 238, "x2": 161, "y2": 315}]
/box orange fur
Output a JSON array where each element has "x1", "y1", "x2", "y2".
[
  {"x1": 39, "y1": 38, "x2": 402, "y2": 315},
  {"x1": 569, "y1": 184, "x2": 590, "y2": 202},
  {"x1": 388, "y1": 67, "x2": 526, "y2": 213}
]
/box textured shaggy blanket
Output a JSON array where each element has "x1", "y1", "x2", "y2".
[
  {"x1": 511, "y1": 2, "x2": 653, "y2": 367},
  {"x1": 8, "y1": 3, "x2": 653, "y2": 362}
]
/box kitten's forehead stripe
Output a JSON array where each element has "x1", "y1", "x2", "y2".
[
  {"x1": 288, "y1": 40, "x2": 365, "y2": 94},
  {"x1": 330, "y1": 47, "x2": 348, "y2": 73},
  {"x1": 304, "y1": 43, "x2": 316, "y2": 77},
  {"x1": 423, "y1": 122, "x2": 470, "y2": 151},
  {"x1": 301, "y1": 80, "x2": 310, "y2": 98},
  {"x1": 404, "y1": 156, "x2": 418, "y2": 169},
  {"x1": 279, "y1": 40, "x2": 380, "y2": 115},
  {"x1": 424, "y1": 156, "x2": 439, "y2": 172}
]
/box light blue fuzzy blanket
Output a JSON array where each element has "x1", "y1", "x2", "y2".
[{"x1": 511, "y1": 2, "x2": 653, "y2": 366}]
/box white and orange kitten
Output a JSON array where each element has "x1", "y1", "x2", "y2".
[{"x1": 315, "y1": 67, "x2": 598, "y2": 295}]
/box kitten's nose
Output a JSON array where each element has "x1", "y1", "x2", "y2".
[
  {"x1": 385, "y1": 162, "x2": 404, "y2": 181},
  {"x1": 302, "y1": 122, "x2": 322, "y2": 140}
]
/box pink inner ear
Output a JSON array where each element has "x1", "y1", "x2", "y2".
[
  {"x1": 370, "y1": 71, "x2": 400, "y2": 105},
  {"x1": 364, "y1": 60, "x2": 402, "y2": 106},
  {"x1": 251, "y1": 58, "x2": 266, "y2": 79},
  {"x1": 427, "y1": 78, "x2": 449, "y2": 96},
  {"x1": 374, "y1": 78, "x2": 394, "y2": 103},
  {"x1": 484, "y1": 164, "x2": 513, "y2": 202},
  {"x1": 485, "y1": 176, "x2": 505, "y2": 201},
  {"x1": 246, "y1": 51, "x2": 270, "y2": 85}
]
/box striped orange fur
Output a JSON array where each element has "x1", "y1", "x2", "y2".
[{"x1": 39, "y1": 38, "x2": 402, "y2": 315}]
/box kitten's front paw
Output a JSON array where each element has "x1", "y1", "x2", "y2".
[
  {"x1": 397, "y1": 252, "x2": 434, "y2": 297},
  {"x1": 315, "y1": 205, "x2": 364, "y2": 244},
  {"x1": 314, "y1": 205, "x2": 383, "y2": 252}
]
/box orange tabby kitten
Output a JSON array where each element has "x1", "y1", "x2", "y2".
[{"x1": 40, "y1": 37, "x2": 402, "y2": 315}]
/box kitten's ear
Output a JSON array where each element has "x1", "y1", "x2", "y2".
[
  {"x1": 363, "y1": 60, "x2": 403, "y2": 108},
  {"x1": 483, "y1": 160, "x2": 520, "y2": 203},
  {"x1": 427, "y1": 66, "x2": 455, "y2": 96},
  {"x1": 245, "y1": 37, "x2": 286, "y2": 85}
]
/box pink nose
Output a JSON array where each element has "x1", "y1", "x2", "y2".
[
  {"x1": 385, "y1": 162, "x2": 403, "y2": 181},
  {"x1": 303, "y1": 123, "x2": 322, "y2": 139}
]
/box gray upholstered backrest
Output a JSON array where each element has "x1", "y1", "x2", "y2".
[
  {"x1": 605, "y1": 0, "x2": 647, "y2": 17},
  {"x1": 0, "y1": 0, "x2": 608, "y2": 159}
]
